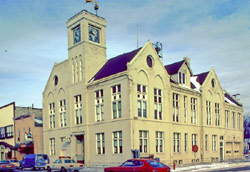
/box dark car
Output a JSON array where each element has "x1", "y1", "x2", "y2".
[
  {"x1": 20, "y1": 154, "x2": 50, "y2": 170},
  {"x1": 104, "y1": 159, "x2": 171, "y2": 172},
  {"x1": 0, "y1": 160, "x2": 16, "y2": 171}
]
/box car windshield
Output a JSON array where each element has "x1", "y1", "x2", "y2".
[
  {"x1": 64, "y1": 159, "x2": 75, "y2": 163},
  {"x1": 147, "y1": 160, "x2": 167, "y2": 168},
  {"x1": 121, "y1": 160, "x2": 135, "y2": 167},
  {"x1": 0, "y1": 160, "x2": 10, "y2": 164},
  {"x1": 10, "y1": 160, "x2": 18, "y2": 162}
]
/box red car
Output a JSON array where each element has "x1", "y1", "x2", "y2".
[{"x1": 104, "y1": 159, "x2": 171, "y2": 172}]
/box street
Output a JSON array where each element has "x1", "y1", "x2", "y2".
[{"x1": 8, "y1": 163, "x2": 250, "y2": 172}]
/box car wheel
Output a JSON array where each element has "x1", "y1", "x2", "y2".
[
  {"x1": 74, "y1": 170, "x2": 78, "y2": 172},
  {"x1": 47, "y1": 166, "x2": 52, "y2": 172},
  {"x1": 61, "y1": 167, "x2": 67, "y2": 172},
  {"x1": 32, "y1": 165, "x2": 36, "y2": 171}
]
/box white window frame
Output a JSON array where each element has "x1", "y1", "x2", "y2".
[
  {"x1": 215, "y1": 103, "x2": 220, "y2": 126},
  {"x1": 137, "y1": 84, "x2": 147, "y2": 118},
  {"x1": 112, "y1": 85, "x2": 122, "y2": 119},
  {"x1": 96, "y1": 133, "x2": 105, "y2": 154},
  {"x1": 173, "y1": 132, "x2": 180, "y2": 153},
  {"x1": 212, "y1": 135, "x2": 217, "y2": 151},
  {"x1": 113, "y1": 131, "x2": 122, "y2": 154},
  {"x1": 139, "y1": 130, "x2": 148, "y2": 153},
  {"x1": 95, "y1": 90, "x2": 104, "y2": 122},
  {"x1": 173, "y1": 93, "x2": 180, "y2": 122},
  {"x1": 59, "y1": 99, "x2": 67, "y2": 127},
  {"x1": 74, "y1": 95, "x2": 82, "y2": 124},
  {"x1": 49, "y1": 138, "x2": 55, "y2": 156},
  {"x1": 184, "y1": 96, "x2": 188, "y2": 123},
  {"x1": 191, "y1": 98, "x2": 197, "y2": 124},
  {"x1": 49, "y1": 102, "x2": 55, "y2": 128},
  {"x1": 206, "y1": 100, "x2": 212, "y2": 125},
  {"x1": 156, "y1": 131, "x2": 164, "y2": 153},
  {"x1": 154, "y1": 88, "x2": 162, "y2": 120}
]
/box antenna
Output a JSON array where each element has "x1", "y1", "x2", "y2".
[
  {"x1": 232, "y1": 94, "x2": 240, "y2": 100},
  {"x1": 153, "y1": 42, "x2": 163, "y2": 62},
  {"x1": 137, "y1": 24, "x2": 139, "y2": 48}
]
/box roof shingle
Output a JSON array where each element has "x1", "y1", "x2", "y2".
[{"x1": 91, "y1": 48, "x2": 141, "y2": 82}]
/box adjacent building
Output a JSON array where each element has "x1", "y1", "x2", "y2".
[
  {"x1": 0, "y1": 102, "x2": 15, "y2": 160},
  {"x1": 14, "y1": 106, "x2": 43, "y2": 160},
  {"x1": 43, "y1": 10, "x2": 244, "y2": 167},
  {"x1": 0, "y1": 102, "x2": 43, "y2": 160}
]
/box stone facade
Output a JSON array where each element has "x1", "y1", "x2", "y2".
[{"x1": 43, "y1": 10, "x2": 243, "y2": 167}]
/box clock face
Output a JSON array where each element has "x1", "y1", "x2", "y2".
[
  {"x1": 73, "y1": 27, "x2": 81, "y2": 44},
  {"x1": 88, "y1": 26, "x2": 100, "y2": 43}
]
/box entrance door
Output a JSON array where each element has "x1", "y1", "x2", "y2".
[{"x1": 76, "y1": 135, "x2": 84, "y2": 164}]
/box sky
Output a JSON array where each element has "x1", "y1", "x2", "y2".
[{"x1": 0, "y1": 0, "x2": 249, "y2": 114}]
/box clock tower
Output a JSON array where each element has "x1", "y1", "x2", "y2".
[{"x1": 66, "y1": 10, "x2": 107, "y2": 83}]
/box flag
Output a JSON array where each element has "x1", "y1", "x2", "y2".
[{"x1": 85, "y1": 0, "x2": 93, "y2": 3}]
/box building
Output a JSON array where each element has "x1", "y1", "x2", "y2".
[
  {"x1": 43, "y1": 10, "x2": 243, "y2": 167},
  {"x1": 0, "y1": 102, "x2": 15, "y2": 160},
  {"x1": 14, "y1": 106, "x2": 43, "y2": 160},
  {"x1": 0, "y1": 102, "x2": 43, "y2": 160}
]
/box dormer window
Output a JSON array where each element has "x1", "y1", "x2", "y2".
[{"x1": 178, "y1": 72, "x2": 186, "y2": 84}]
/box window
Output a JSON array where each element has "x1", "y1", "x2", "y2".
[
  {"x1": 212, "y1": 135, "x2": 217, "y2": 151},
  {"x1": 49, "y1": 102, "x2": 55, "y2": 128},
  {"x1": 113, "y1": 131, "x2": 122, "y2": 154},
  {"x1": 178, "y1": 72, "x2": 186, "y2": 84},
  {"x1": 96, "y1": 133, "x2": 105, "y2": 154},
  {"x1": 59, "y1": 99, "x2": 67, "y2": 127},
  {"x1": 192, "y1": 134, "x2": 197, "y2": 146},
  {"x1": 95, "y1": 90, "x2": 104, "y2": 122},
  {"x1": 6, "y1": 125, "x2": 13, "y2": 137},
  {"x1": 205, "y1": 134, "x2": 208, "y2": 151},
  {"x1": 184, "y1": 133, "x2": 188, "y2": 152},
  {"x1": 156, "y1": 131, "x2": 164, "y2": 153},
  {"x1": 49, "y1": 138, "x2": 55, "y2": 156},
  {"x1": 112, "y1": 85, "x2": 122, "y2": 119},
  {"x1": 173, "y1": 93, "x2": 180, "y2": 122},
  {"x1": 225, "y1": 110, "x2": 229, "y2": 128},
  {"x1": 154, "y1": 88, "x2": 162, "y2": 120},
  {"x1": 173, "y1": 133, "x2": 180, "y2": 152},
  {"x1": 73, "y1": 26, "x2": 81, "y2": 44},
  {"x1": 237, "y1": 113, "x2": 241, "y2": 129},
  {"x1": 137, "y1": 84, "x2": 147, "y2": 118},
  {"x1": 206, "y1": 101, "x2": 212, "y2": 125},
  {"x1": 232, "y1": 112, "x2": 235, "y2": 128},
  {"x1": 139, "y1": 130, "x2": 148, "y2": 153},
  {"x1": 191, "y1": 98, "x2": 197, "y2": 124},
  {"x1": 18, "y1": 129, "x2": 20, "y2": 141},
  {"x1": 184, "y1": 96, "x2": 188, "y2": 123},
  {"x1": 74, "y1": 95, "x2": 82, "y2": 124},
  {"x1": 0, "y1": 127, "x2": 5, "y2": 139},
  {"x1": 215, "y1": 103, "x2": 220, "y2": 126}
]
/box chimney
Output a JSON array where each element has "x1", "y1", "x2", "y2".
[{"x1": 183, "y1": 57, "x2": 190, "y2": 65}]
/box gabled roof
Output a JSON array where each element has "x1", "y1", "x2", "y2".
[
  {"x1": 224, "y1": 91, "x2": 242, "y2": 107},
  {"x1": 164, "y1": 60, "x2": 185, "y2": 75},
  {"x1": 90, "y1": 48, "x2": 141, "y2": 82},
  {"x1": 194, "y1": 71, "x2": 209, "y2": 85}
]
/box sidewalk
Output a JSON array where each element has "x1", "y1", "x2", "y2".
[
  {"x1": 80, "y1": 159, "x2": 250, "y2": 172},
  {"x1": 173, "y1": 159, "x2": 250, "y2": 171}
]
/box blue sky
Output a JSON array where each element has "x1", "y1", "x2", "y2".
[{"x1": 0, "y1": 0, "x2": 249, "y2": 113}]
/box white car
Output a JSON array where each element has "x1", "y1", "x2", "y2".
[{"x1": 45, "y1": 157, "x2": 83, "y2": 172}]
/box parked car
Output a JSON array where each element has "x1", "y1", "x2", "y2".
[
  {"x1": 45, "y1": 156, "x2": 84, "y2": 172},
  {"x1": 20, "y1": 154, "x2": 50, "y2": 170},
  {"x1": 9, "y1": 159, "x2": 19, "y2": 169},
  {"x1": 0, "y1": 160, "x2": 16, "y2": 171},
  {"x1": 104, "y1": 159, "x2": 171, "y2": 172}
]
